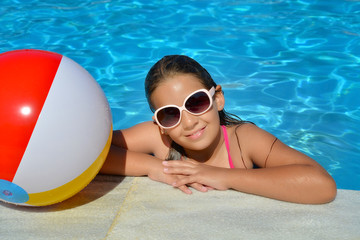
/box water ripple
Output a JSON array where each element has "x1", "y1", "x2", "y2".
[{"x1": 0, "y1": 0, "x2": 359, "y2": 190}]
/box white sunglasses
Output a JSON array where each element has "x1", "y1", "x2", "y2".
[{"x1": 154, "y1": 87, "x2": 215, "y2": 129}]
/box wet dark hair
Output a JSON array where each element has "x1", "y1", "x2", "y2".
[{"x1": 145, "y1": 55, "x2": 248, "y2": 160}]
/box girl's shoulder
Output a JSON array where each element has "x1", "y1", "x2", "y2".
[
  {"x1": 229, "y1": 122, "x2": 274, "y2": 140},
  {"x1": 123, "y1": 120, "x2": 160, "y2": 133},
  {"x1": 227, "y1": 123, "x2": 277, "y2": 166},
  {"x1": 120, "y1": 121, "x2": 171, "y2": 155}
]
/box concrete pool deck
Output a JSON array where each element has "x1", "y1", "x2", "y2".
[{"x1": 1, "y1": 175, "x2": 359, "y2": 240}]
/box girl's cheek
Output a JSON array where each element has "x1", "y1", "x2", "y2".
[{"x1": 166, "y1": 128, "x2": 181, "y2": 139}]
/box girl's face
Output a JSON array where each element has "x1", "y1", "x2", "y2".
[{"x1": 151, "y1": 74, "x2": 225, "y2": 152}]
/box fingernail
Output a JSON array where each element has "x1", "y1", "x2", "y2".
[{"x1": 164, "y1": 168, "x2": 168, "y2": 172}]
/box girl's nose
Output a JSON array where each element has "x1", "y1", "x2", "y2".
[{"x1": 181, "y1": 110, "x2": 199, "y2": 129}]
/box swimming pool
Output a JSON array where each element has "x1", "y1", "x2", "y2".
[{"x1": 1, "y1": 0, "x2": 359, "y2": 190}]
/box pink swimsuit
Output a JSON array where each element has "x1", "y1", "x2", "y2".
[{"x1": 221, "y1": 125, "x2": 235, "y2": 168}]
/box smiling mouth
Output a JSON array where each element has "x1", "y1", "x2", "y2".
[{"x1": 186, "y1": 126, "x2": 206, "y2": 139}]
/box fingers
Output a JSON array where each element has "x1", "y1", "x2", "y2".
[
  {"x1": 163, "y1": 161, "x2": 197, "y2": 175},
  {"x1": 177, "y1": 185, "x2": 192, "y2": 194},
  {"x1": 172, "y1": 176, "x2": 195, "y2": 189},
  {"x1": 189, "y1": 183, "x2": 208, "y2": 192},
  {"x1": 163, "y1": 160, "x2": 196, "y2": 167},
  {"x1": 162, "y1": 160, "x2": 209, "y2": 193},
  {"x1": 168, "y1": 174, "x2": 208, "y2": 193},
  {"x1": 174, "y1": 182, "x2": 207, "y2": 194},
  {"x1": 163, "y1": 166, "x2": 193, "y2": 175}
]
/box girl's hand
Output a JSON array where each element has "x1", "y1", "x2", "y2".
[
  {"x1": 162, "y1": 159, "x2": 230, "y2": 191},
  {"x1": 148, "y1": 161, "x2": 209, "y2": 194}
]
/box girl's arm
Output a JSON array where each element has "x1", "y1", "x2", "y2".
[
  {"x1": 163, "y1": 124, "x2": 337, "y2": 204},
  {"x1": 100, "y1": 121, "x2": 171, "y2": 178},
  {"x1": 100, "y1": 121, "x2": 208, "y2": 194},
  {"x1": 100, "y1": 121, "x2": 166, "y2": 176}
]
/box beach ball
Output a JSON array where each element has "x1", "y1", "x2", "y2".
[{"x1": 0, "y1": 49, "x2": 112, "y2": 206}]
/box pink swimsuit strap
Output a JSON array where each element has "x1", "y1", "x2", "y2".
[{"x1": 221, "y1": 125, "x2": 234, "y2": 168}]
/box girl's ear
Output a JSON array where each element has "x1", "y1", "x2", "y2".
[{"x1": 214, "y1": 85, "x2": 225, "y2": 111}]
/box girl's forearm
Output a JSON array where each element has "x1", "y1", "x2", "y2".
[
  {"x1": 100, "y1": 145, "x2": 161, "y2": 176},
  {"x1": 224, "y1": 165, "x2": 337, "y2": 204}
]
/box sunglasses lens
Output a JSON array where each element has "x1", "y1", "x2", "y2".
[
  {"x1": 157, "y1": 107, "x2": 180, "y2": 128},
  {"x1": 185, "y1": 91, "x2": 210, "y2": 114}
]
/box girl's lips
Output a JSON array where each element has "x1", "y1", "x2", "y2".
[{"x1": 186, "y1": 126, "x2": 206, "y2": 140}]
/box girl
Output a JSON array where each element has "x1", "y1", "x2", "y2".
[{"x1": 101, "y1": 55, "x2": 337, "y2": 204}]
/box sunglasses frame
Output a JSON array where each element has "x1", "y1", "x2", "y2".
[{"x1": 154, "y1": 86, "x2": 216, "y2": 129}]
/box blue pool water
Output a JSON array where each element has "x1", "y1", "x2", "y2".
[{"x1": 1, "y1": 0, "x2": 359, "y2": 190}]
